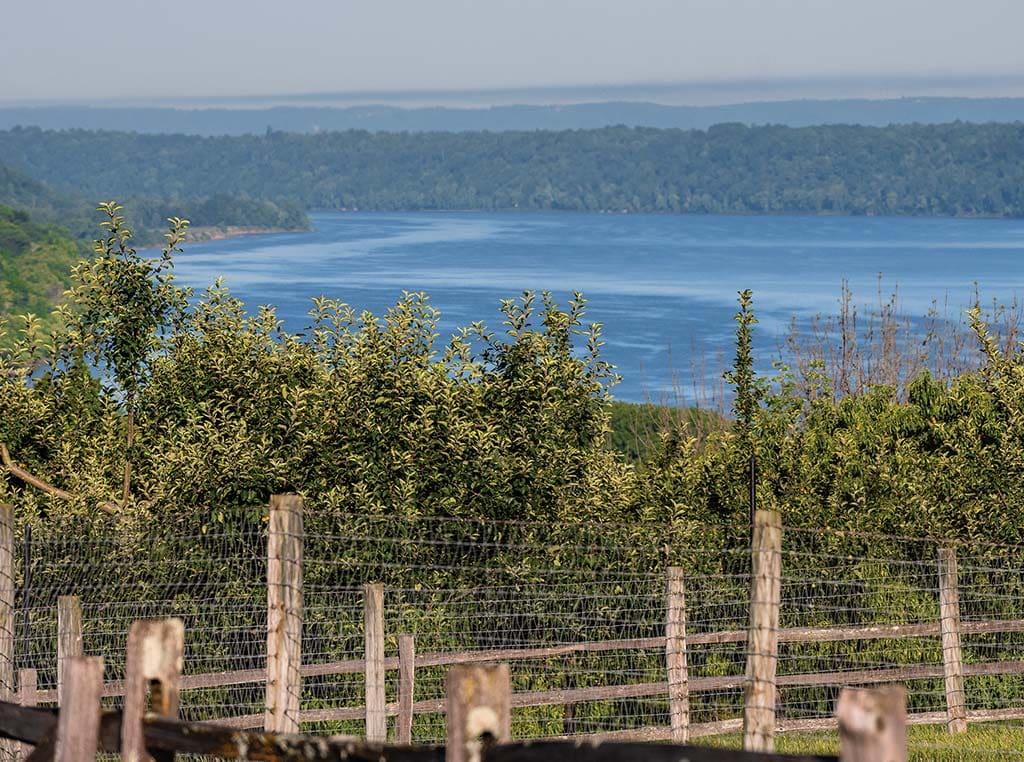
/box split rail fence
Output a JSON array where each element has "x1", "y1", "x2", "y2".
[
  {"x1": 0, "y1": 622, "x2": 909, "y2": 762},
  {"x1": 4, "y1": 497, "x2": 1024, "y2": 755}
]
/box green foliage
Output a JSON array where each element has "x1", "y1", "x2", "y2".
[
  {"x1": 2, "y1": 122, "x2": 1024, "y2": 217},
  {"x1": 606, "y1": 400, "x2": 725, "y2": 461},
  {"x1": 0, "y1": 205, "x2": 82, "y2": 344},
  {"x1": 63, "y1": 202, "x2": 190, "y2": 401},
  {"x1": 9, "y1": 204, "x2": 1024, "y2": 549},
  {"x1": 1, "y1": 206, "x2": 628, "y2": 530}
]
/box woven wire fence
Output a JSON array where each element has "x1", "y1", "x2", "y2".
[{"x1": 12, "y1": 510, "x2": 1024, "y2": 758}]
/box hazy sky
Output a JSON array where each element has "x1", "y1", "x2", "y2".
[{"x1": 3, "y1": 0, "x2": 1024, "y2": 105}]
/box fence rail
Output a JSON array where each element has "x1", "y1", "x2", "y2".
[
  {"x1": 2, "y1": 636, "x2": 916, "y2": 762},
  {"x1": 7, "y1": 497, "x2": 1024, "y2": 757}
]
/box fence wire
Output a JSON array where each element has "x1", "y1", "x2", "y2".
[{"x1": 11, "y1": 511, "x2": 1024, "y2": 757}]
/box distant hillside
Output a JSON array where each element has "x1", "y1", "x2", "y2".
[
  {"x1": 0, "y1": 159, "x2": 309, "y2": 244},
  {"x1": 0, "y1": 162, "x2": 97, "y2": 239},
  {"x1": 1, "y1": 122, "x2": 1022, "y2": 218},
  {"x1": 2, "y1": 97, "x2": 1024, "y2": 136},
  {"x1": 0, "y1": 205, "x2": 81, "y2": 339}
]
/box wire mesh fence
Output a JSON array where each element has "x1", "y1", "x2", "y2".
[{"x1": 9, "y1": 504, "x2": 1024, "y2": 758}]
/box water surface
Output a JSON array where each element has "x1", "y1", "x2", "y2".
[{"x1": 172, "y1": 212, "x2": 1024, "y2": 403}]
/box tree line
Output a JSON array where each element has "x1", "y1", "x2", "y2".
[{"x1": 2, "y1": 121, "x2": 1024, "y2": 217}]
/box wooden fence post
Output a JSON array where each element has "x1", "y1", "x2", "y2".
[
  {"x1": 17, "y1": 668, "x2": 36, "y2": 761},
  {"x1": 364, "y1": 583, "x2": 386, "y2": 743},
  {"x1": 56, "y1": 595, "x2": 82, "y2": 701},
  {"x1": 55, "y1": 656, "x2": 103, "y2": 762},
  {"x1": 938, "y1": 546, "x2": 967, "y2": 734},
  {"x1": 837, "y1": 685, "x2": 907, "y2": 762},
  {"x1": 446, "y1": 664, "x2": 511, "y2": 762},
  {"x1": 396, "y1": 633, "x2": 415, "y2": 744},
  {"x1": 265, "y1": 494, "x2": 304, "y2": 734},
  {"x1": 743, "y1": 509, "x2": 782, "y2": 753},
  {"x1": 665, "y1": 566, "x2": 689, "y2": 743},
  {"x1": 121, "y1": 618, "x2": 184, "y2": 762},
  {"x1": 0, "y1": 505, "x2": 14, "y2": 762}
]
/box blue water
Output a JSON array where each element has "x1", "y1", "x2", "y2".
[{"x1": 170, "y1": 212, "x2": 1024, "y2": 403}]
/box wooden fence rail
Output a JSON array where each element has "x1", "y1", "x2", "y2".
[
  {"x1": 0, "y1": 641, "x2": 913, "y2": 762},
  {"x1": 12, "y1": 499, "x2": 1024, "y2": 747}
]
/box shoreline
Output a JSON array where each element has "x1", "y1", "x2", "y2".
[{"x1": 184, "y1": 225, "x2": 308, "y2": 243}]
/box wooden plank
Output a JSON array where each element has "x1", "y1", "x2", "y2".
[
  {"x1": 397, "y1": 634, "x2": 415, "y2": 744},
  {"x1": 17, "y1": 669, "x2": 37, "y2": 762},
  {"x1": 265, "y1": 656, "x2": 1024, "y2": 728},
  {"x1": 364, "y1": 583, "x2": 387, "y2": 743},
  {"x1": 265, "y1": 494, "x2": 303, "y2": 734},
  {"x1": 665, "y1": 566, "x2": 689, "y2": 743},
  {"x1": 938, "y1": 547, "x2": 967, "y2": 734},
  {"x1": 138, "y1": 715, "x2": 443, "y2": 762},
  {"x1": 837, "y1": 685, "x2": 907, "y2": 762},
  {"x1": 55, "y1": 657, "x2": 103, "y2": 762},
  {"x1": 446, "y1": 664, "x2": 510, "y2": 762},
  {"x1": 27, "y1": 613, "x2": 1021, "y2": 702},
  {"x1": 4, "y1": 697, "x2": 1023, "y2": 761},
  {"x1": 0, "y1": 701, "x2": 445, "y2": 762},
  {"x1": 56, "y1": 596, "x2": 82, "y2": 702},
  {"x1": 121, "y1": 619, "x2": 183, "y2": 762},
  {"x1": 29, "y1": 655, "x2": 1024, "y2": 728},
  {"x1": 744, "y1": 510, "x2": 782, "y2": 753}
]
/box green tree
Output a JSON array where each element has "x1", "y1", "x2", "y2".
[{"x1": 59, "y1": 202, "x2": 189, "y2": 504}]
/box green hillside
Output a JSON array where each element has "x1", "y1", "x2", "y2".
[
  {"x1": 0, "y1": 204, "x2": 81, "y2": 342},
  {"x1": 0, "y1": 159, "x2": 309, "y2": 245}
]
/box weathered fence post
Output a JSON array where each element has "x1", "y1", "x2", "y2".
[
  {"x1": 265, "y1": 494, "x2": 304, "y2": 734},
  {"x1": 121, "y1": 618, "x2": 183, "y2": 762},
  {"x1": 17, "y1": 668, "x2": 36, "y2": 761},
  {"x1": 56, "y1": 595, "x2": 82, "y2": 701},
  {"x1": 938, "y1": 546, "x2": 967, "y2": 734},
  {"x1": 837, "y1": 685, "x2": 907, "y2": 762},
  {"x1": 743, "y1": 509, "x2": 782, "y2": 753},
  {"x1": 0, "y1": 505, "x2": 14, "y2": 762},
  {"x1": 55, "y1": 656, "x2": 104, "y2": 762},
  {"x1": 396, "y1": 633, "x2": 416, "y2": 744},
  {"x1": 364, "y1": 583, "x2": 386, "y2": 743},
  {"x1": 665, "y1": 565, "x2": 689, "y2": 743},
  {"x1": 446, "y1": 664, "x2": 511, "y2": 762}
]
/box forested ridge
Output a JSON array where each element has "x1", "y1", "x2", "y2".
[{"x1": 2, "y1": 121, "x2": 1024, "y2": 217}]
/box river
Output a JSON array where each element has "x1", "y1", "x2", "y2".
[{"x1": 171, "y1": 211, "x2": 1024, "y2": 403}]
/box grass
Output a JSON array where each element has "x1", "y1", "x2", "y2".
[{"x1": 700, "y1": 722, "x2": 1024, "y2": 760}]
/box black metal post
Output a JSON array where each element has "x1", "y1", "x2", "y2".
[{"x1": 749, "y1": 454, "x2": 757, "y2": 530}]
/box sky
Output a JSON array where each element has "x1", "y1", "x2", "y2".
[{"x1": 2, "y1": 0, "x2": 1024, "y2": 106}]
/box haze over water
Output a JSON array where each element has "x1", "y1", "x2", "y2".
[{"x1": 172, "y1": 212, "x2": 1024, "y2": 404}]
